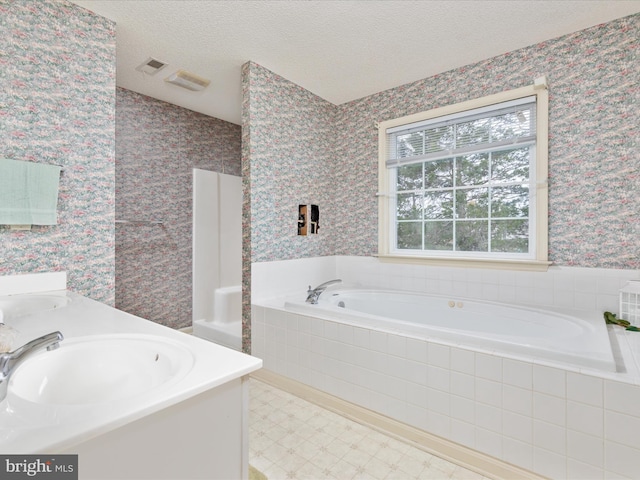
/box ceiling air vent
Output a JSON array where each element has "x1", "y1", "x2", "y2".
[
  {"x1": 165, "y1": 70, "x2": 211, "y2": 91},
  {"x1": 135, "y1": 57, "x2": 168, "y2": 75}
]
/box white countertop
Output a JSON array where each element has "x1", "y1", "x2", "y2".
[{"x1": 0, "y1": 288, "x2": 262, "y2": 453}]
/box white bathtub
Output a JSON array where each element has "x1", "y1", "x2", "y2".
[{"x1": 285, "y1": 288, "x2": 616, "y2": 372}]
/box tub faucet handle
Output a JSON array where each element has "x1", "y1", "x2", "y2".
[{"x1": 305, "y1": 279, "x2": 342, "y2": 304}]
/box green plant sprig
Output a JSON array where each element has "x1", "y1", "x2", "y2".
[{"x1": 604, "y1": 311, "x2": 640, "y2": 332}]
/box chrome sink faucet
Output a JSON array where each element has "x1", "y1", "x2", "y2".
[
  {"x1": 0, "y1": 331, "x2": 63, "y2": 402},
  {"x1": 306, "y1": 279, "x2": 342, "y2": 304}
]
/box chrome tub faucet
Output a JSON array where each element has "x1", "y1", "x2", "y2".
[
  {"x1": 306, "y1": 279, "x2": 342, "y2": 304},
  {"x1": 0, "y1": 331, "x2": 63, "y2": 402}
]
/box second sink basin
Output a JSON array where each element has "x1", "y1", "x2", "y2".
[
  {"x1": 0, "y1": 293, "x2": 70, "y2": 320},
  {"x1": 9, "y1": 334, "x2": 195, "y2": 405}
]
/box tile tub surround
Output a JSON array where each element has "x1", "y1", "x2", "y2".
[
  {"x1": 252, "y1": 256, "x2": 640, "y2": 315},
  {"x1": 251, "y1": 256, "x2": 640, "y2": 479}
]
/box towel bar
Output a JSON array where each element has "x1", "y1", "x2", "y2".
[{"x1": 115, "y1": 220, "x2": 164, "y2": 226}]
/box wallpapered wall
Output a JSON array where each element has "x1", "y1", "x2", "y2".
[
  {"x1": 0, "y1": 0, "x2": 116, "y2": 304},
  {"x1": 241, "y1": 62, "x2": 252, "y2": 352},
  {"x1": 243, "y1": 62, "x2": 338, "y2": 263},
  {"x1": 334, "y1": 13, "x2": 639, "y2": 268},
  {"x1": 116, "y1": 88, "x2": 241, "y2": 329},
  {"x1": 245, "y1": 13, "x2": 639, "y2": 270}
]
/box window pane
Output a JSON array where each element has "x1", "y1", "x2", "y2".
[
  {"x1": 491, "y1": 109, "x2": 532, "y2": 140},
  {"x1": 384, "y1": 94, "x2": 542, "y2": 261},
  {"x1": 491, "y1": 219, "x2": 529, "y2": 253},
  {"x1": 396, "y1": 193, "x2": 423, "y2": 220},
  {"x1": 456, "y1": 220, "x2": 488, "y2": 252},
  {"x1": 397, "y1": 132, "x2": 424, "y2": 158},
  {"x1": 424, "y1": 125, "x2": 454, "y2": 153},
  {"x1": 455, "y1": 188, "x2": 488, "y2": 219},
  {"x1": 456, "y1": 118, "x2": 490, "y2": 147},
  {"x1": 424, "y1": 158, "x2": 453, "y2": 188},
  {"x1": 456, "y1": 153, "x2": 489, "y2": 186},
  {"x1": 397, "y1": 163, "x2": 423, "y2": 191},
  {"x1": 424, "y1": 191, "x2": 453, "y2": 219},
  {"x1": 491, "y1": 185, "x2": 529, "y2": 218},
  {"x1": 492, "y1": 147, "x2": 529, "y2": 183},
  {"x1": 397, "y1": 222, "x2": 422, "y2": 249},
  {"x1": 425, "y1": 221, "x2": 453, "y2": 250}
]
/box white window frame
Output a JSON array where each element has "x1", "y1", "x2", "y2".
[{"x1": 377, "y1": 77, "x2": 550, "y2": 271}]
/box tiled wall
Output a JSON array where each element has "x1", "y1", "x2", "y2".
[
  {"x1": 244, "y1": 13, "x2": 640, "y2": 268},
  {"x1": 116, "y1": 88, "x2": 241, "y2": 328},
  {"x1": 252, "y1": 256, "x2": 638, "y2": 315},
  {"x1": 0, "y1": 0, "x2": 116, "y2": 304}
]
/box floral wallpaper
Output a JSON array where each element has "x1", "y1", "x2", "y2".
[
  {"x1": 334, "y1": 13, "x2": 639, "y2": 269},
  {"x1": 0, "y1": 0, "x2": 116, "y2": 304},
  {"x1": 244, "y1": 13, "x2": 640, "y2": 271},
  {"x1": 243, "y1": 62, "x2": 338, "y2": 263},
  {"x1": 241, "y1": 62, "x2": 252, "y2": 352},
  {"x1": 116, "y1": 88, "x2": 241, "y2": 329}
]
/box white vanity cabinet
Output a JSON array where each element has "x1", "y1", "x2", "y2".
[
  {"x1": 62, "y1": 377, "x2": 251, "y2": 480},
  {"x1": 0, "y1": 273, "x2": 261, "y2": 480}
]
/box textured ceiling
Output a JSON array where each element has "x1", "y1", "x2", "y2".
[{"x1": 70, "y1": 0, "x2": 640, "y2": 125}]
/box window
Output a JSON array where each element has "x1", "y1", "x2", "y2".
[{"x1": 378, "y1": 79, "x2": 550, "y2": 270}]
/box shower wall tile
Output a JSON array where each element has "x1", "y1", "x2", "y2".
[
  {"x1": 0, "y1": 0, "x2": 116, "y2": 303},
  {"x1": 116, "y1": 88, "x2": 240, "y2": 328}
]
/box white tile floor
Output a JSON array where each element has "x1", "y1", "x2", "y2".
[{"x1": 249, "y1": 378, "x2": 492, "y2": 480}]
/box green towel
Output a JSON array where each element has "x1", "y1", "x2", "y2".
[{"x1": 0, "y1": 158, "x2": 62, "y2": 225}]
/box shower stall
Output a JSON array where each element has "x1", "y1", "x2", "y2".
[{"x1": 192, "y1": 169, "x2": 242, "y2": 350}]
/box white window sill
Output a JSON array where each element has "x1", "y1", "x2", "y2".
[{"x1": 376, "y1": 254, "x2": 552, "y2": 272}]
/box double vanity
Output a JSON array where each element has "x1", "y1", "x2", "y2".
[{"x1": 0, "y1": 272, "x2": 262, "y2": 480}]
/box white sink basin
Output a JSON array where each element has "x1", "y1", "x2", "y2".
[
  {"x1": 0, "y1": 293, "x2": 70, "y2": 320},
  {"x1": 9, "y1": 334, "x2": 194, "y2": 405}
]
